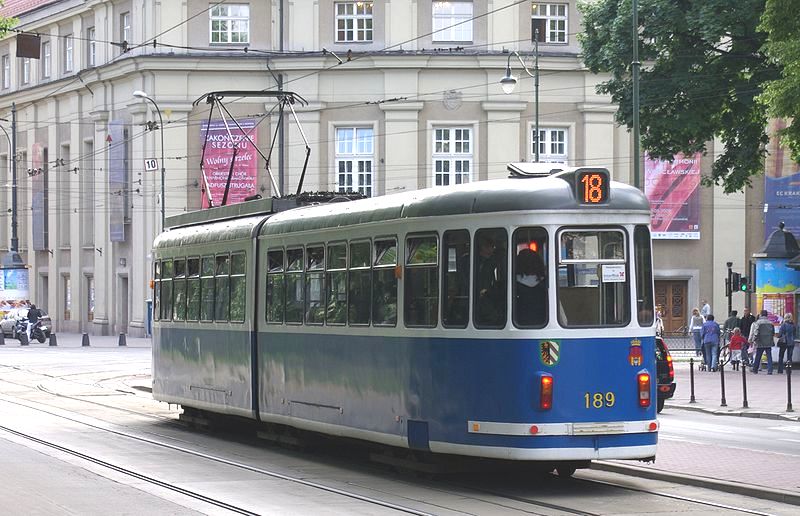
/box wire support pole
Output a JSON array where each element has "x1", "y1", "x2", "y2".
[{"x1": 632, "y1": 0, "x2": 641, "y2": 190}]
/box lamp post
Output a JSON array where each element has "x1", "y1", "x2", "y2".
[
  {"x1": 500, "y1": 30, "x2": 539, "y2": 162},
  {"x1": 133, "y1": 90, "x2": 165, "y2": 230}
]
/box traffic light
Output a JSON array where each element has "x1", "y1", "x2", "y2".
[
  {"x1": 740, "y1": 276, "x2": 749, "y2": 292},
  {"x1": 731, "y1": 272, "x2": 741, "y2": 292}
]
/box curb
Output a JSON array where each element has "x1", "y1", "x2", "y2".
[
  {"x1": 592, "y1": 461, "x2": 800, "y2": 506},
  {"x1": 664, "y1": 402, "x2": 800, "y2": 422}
]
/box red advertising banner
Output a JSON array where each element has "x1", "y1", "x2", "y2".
[
  {"x1": 200, "y1": 118, "x2": 258, "y2": 208},
  {"x1": 644, "y1": 152, "x2": 702, "y2": 239}
]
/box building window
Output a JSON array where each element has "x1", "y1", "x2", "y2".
[
  {"x1": 63, "y1": 35, "x2": 73, "y2": 72},
  {"x1": 42, "y1": 41, "x2": 51, "y2": 78},
  {"x1": 533, "y1": 127, "x2": 567, "y2": 163},
  {"x1": 87, "y1": 275, "x2": 95, "y2": 321},
  {"x1": 121, "y1": 12, "x2": 131, "y2": 44},
  {"x1": 87, "y1": 27, "x2": 96, "y2": 66},
  {"x1": 63, "y1": 275, "x2": 71, "y2": 320},
  {"x1": 433, "y1": 127, "x2": 472, "y2": 186},
  {"x1": 433, "y1": 1, "x2": 473, "y2": 42},
  {"x1": 336, "y1": 127, "x2": 373, "y2": 197},
  {"x1": 2, "y1": 55, "x2": 9, "y2": 88},
  {"x1": 531, "y1": 3, "x2": 567, "y2": 43},
  {"x1": 22, "y1": 58, "x2": 30, "y2": 84},
  {"x1": 335, "y1": 1, "x2": 373, "y2": 42},
  {"x1": 210, "y1": 4, "x2": 250, "y2": 43}
]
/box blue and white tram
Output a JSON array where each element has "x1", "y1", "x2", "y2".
[{"x1": 151, "y1": 165, "x2": 659, "y2": 472}]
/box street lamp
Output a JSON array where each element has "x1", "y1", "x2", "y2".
[
  {"x1": 500, "y1": 30, "x2": 540, "y2": 162},
  {"x1": 133, "y1": 90, "x2": 165, "y2": 230}
]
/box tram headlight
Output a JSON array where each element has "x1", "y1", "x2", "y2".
[{"x1": 637, "y1": 372, "x2": 651, "y2": 408}]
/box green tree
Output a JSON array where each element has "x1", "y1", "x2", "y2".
[
  {"x1": 760, "y1": 0, "x2": 800, "y2": 161},
  {"x1": 579, "y1": 0, "x2": 780, "y2": 193}
]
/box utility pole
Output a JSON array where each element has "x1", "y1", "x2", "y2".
[{"x1": 632, "y1": 0, "x2": 641, "y2": 190}]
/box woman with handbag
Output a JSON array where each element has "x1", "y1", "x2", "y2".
[{"x1": 777, "y1": 313, "x2": 796, "y2": 374}]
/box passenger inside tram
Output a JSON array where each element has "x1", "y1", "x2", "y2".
[{"x1": 515, "y1": 249, "x2": 547, "y2": 327}]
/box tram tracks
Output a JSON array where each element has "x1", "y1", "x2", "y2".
[{"x1": 0, "y1": 369, "x2": 788, "y2": 515}]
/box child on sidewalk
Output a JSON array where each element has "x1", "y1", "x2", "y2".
[{"x1": 729, "y1": 327, "x2": 747, "y2": 371}]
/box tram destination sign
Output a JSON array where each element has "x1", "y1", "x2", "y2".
[{"x1": 576, "y1": 169, "x2": 610, "y2": 205}]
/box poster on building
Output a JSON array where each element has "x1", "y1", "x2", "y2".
[
  {"x1": 764, "y1": 120, "x2": 800, "y2": 240},
  {"x1": 644, "y1": 152, "x2": 702, "y2": 239},
  {"x1": 200, "y1": 118, "x2": 258, "y2": 208},
  {"x1": 31, "y1": 142, "x2": 46, "y2": 251},
  {"x1": 0, "y1": 268, "x2": 30, "y2": 313},
  {"x1": 108, "y1": 120, "x2": 128, "y2": 242}
]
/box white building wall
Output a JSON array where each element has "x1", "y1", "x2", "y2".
[{"x1": 0, "y1": 0, "x2": 755, "y2": 336}]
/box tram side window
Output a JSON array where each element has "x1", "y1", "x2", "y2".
[
  {"x1": 200, "y1": 256, "x2": 215, "y2": 321},
  {"x1": 305, "y1": 246, "x2": 325, "y2": 325},
  {"x1": 161, "y1": 260, "x2": 174, "y2": 321},
  {"x1": 634, "y1": 226, "x2": 655, "y2": 326},
  {"x1": 215, "y1": 254, "x2": 231, "y2": 322},
  {"x1": 372, "y1": 239, "x2": 398, "y2": 326},
  {"x1": 285, "y1": 248, "x2": 304, "y2": 324},
  {"x1": 513, "y1": 227, "x2": 549, "y2": 328},
  {"x1": 186, "y1": 258, "x2": 201, "y2": 321},
  {"x1": 266, "y1": 249, "x2": 285, "y2": 324},
  {"x1": 173, "y1": 258, "x2": 187, "y2": 321},
  {"x1": 405, "y1": 234, "x2": 439, "y2": 328},
  {"x1": 230, "y1": 252, "x2": 246, "y2": 323},
  {"x1": 326, "y1": 243, "x2": 347, "y2": 325},
  {"x1": 442, "y1": 230, "x2": 469, "y2": 328},
  {"x1": 348, "y1": 241, "x2": 371, "y2": 325},
  {"x1": 474, "y1": 228, "x2": 508, "y2": 329},
  {"x1": 557, "y1": 230, "x2": 629, "y2": 327},
  {"x1": 153, "y1": 261, "x2": 161, "y2": 322}
]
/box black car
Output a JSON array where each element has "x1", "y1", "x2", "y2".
[{"x1": 655, "y1": 336, "x2": 676, "y2": 413}]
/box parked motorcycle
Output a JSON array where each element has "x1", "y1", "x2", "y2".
[{"x1": 15, "y1": 318, "x2": 46, "y2": 343}]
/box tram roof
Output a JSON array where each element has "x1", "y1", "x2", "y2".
[{"x1": 260, "y1": 170, "x2": 650, "y2": 237}]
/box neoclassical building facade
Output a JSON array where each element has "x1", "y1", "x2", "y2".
[{"x1": 0, "y1": 0, "x2": 760, "y2": 336}]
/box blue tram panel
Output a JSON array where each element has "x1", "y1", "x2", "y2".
[{"x1": 151, "y1": 165, "x2": 659, "y2": 468}]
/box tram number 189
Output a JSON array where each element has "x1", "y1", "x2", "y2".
[{"x1": 584, "y1": 392, "x2": 615, "y2": 409}]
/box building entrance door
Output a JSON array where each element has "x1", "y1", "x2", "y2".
[{"x1": 655, "y1": 280, "x2": 688, "y2": 333}]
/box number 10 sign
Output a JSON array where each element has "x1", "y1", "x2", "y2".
[{"x1": 144, "y1": 158, "x2": 158, "y2": 171}]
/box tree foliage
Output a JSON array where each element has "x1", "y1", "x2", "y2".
[
  {"x1": 760, "y1": 0, "x2": 800, "y2": 162},
  {"x1": 579, "y1": 0, "x2": 780, "y2": 193}
]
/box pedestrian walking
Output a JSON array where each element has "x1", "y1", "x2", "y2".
[
  {"x1": 701, "y1": 299, "x2": 711, "y2": 320},
  {"x1": 728, "y1": 327, "x2": 747, "y2": 371},
  {"x1": 777, "y1": 313, "x2": 796, "y2": 374},
  {"x1": 738, "y1": 308, "x2": 757, "y2": 366},
  {"x1": 689, "y1": 308, "x2": 704, "y2": 359},
  {"x1": 702, "y1": 314, "x2": 721, "y2": 371},
  {"x1": 723, "y1": 310, "x2": 739, "y2": 344},
  {"x1": 752, "y1": 310, "x2": 775, "y2": 375}
]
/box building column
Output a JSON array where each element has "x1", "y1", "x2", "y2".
[
  {"x1": 481, "y1": 101, "x2": 526, "y2": 180},
  {"x1": 380, "y1": 102, "x2": 423, "y2": 195},
  {"x1": 578, "y1": 103, "x2": 617, "y2": 175},
  {"x1": 90, "y1": 109, "x2": 110, "y2": 335},
  {"x1": 285, "y1": 103, "x2": 323, "y2": 194}
]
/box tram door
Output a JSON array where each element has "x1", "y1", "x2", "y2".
[{"x1": 655, "y1": 280, "x2": 687, "y2": 333}]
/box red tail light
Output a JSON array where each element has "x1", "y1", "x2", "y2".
[
  {"x1": 638, "y1": 372, "x2": 651, "y2": 408},
  {"x1": 667, "y1": 354, "x2": 674, "y2": 381},
  {"x1": 540, "y1": 375, "x2": 553, "y2": 410}
]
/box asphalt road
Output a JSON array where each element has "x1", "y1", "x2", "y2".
[{"x1": 658, "y1": 410, "x2": 800, "y2": 457}]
